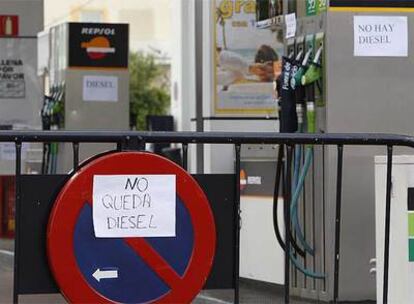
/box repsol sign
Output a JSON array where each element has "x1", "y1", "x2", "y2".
[
  {"x1": 68, "y1": 22, "x2": 129, "y2": 69},
  {"x1": 81, "y1": 27, "x2": 115, "y2": 36}
]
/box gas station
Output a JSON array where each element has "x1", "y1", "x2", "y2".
[{"x1": 1, "y1": 0, "x2": 414, "y2": 304}]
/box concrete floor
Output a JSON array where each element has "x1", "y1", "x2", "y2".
[{"x1": 0, "y1": 239, "x2": 366, "y2": 304}]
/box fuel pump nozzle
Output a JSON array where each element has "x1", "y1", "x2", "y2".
[
  {"x1": 278, "y1": 52, "x2": 298, "y2": 133},
  {"x1": 291, "y1": 48, "x2": 313, "y2": 91},
  {"x1": 289, "y1": 50, "x2": 304, "y2": 91},
  {"x1": 301, "y1": 46, "x2": 323, "y2": 86}
]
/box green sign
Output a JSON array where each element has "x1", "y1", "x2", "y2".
[
  {"x1": 409, "y1": 213, "x2": 414, "y2": 237},
  {"x1": 409, "y1": 239, "x2": 414, "y2": 262},
  {"x1": 409, "y1": 213, "x2": 414, "y2": 261},
  {"x1": 306, "y1": 0, "x2": 317, "y2": 16},
  {"x1": 306, "y1": 0, "x2": 327, "y2": 16},
  {"x1": 318, "y1": 0, "x2": 327, "y2": 13}
]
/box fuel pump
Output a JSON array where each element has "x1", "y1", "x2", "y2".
[
  {"x1": 41, "y1": 90, "x2": 53, "y2": 174},
  {"x1": 272, "y1": 33, "x2": 326, "y2": 279},
  {"x1": 41, "y1": 83, "x2": 65, "y2": 174},
  {"x1": 43, "y1": 22, "x2": 129, "y2": 174},
  {"x1": 272, "y1": 39, "x2": 317, "y2": 258}
]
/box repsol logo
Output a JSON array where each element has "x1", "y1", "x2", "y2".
[{"x1": 81, "y1": 27, "x2": 115, "y2": 36}]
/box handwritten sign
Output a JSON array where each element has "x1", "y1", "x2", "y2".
[
  {"x1": 93, "y1": 175, "x2": 176, "y2": 238},
  {"x1": 354, "y1": 16, "x2": 408, "y2": 57}
]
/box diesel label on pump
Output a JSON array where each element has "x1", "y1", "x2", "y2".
[
  {"x1": 0, "y1": 59, "x2": 25, "y2": 99},
  {"x1": 68, "y1": 22, "x2": 129, "y2": 69}
]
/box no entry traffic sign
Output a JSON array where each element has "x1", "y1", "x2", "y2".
[{"x1": 47, "y1": 152, "x2": 216, "y2": 303}]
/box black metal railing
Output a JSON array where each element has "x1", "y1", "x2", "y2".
[{"x1": 8, "y1": 130, "x2": 414, "y2": 304}]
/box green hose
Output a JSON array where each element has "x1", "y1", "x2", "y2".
[
  {"x1": 288, "y1": 101, "x2": 328, "y2": 279},
  {"x1": 285, "y1": 47, "x2": 325, "y2": 279},
  {"x1": 291, "y1": 102, "x2": 316, "y2": 254},
  {"x1": 291, "y1": 147, "x2": 314, "y2": 255},
  {"x1": 290, "y1": 250, "x2": 326, "y2": 279}
]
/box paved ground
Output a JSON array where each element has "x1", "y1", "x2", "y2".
[
  {"x1": 0, "y1": 238, "x2": 304, "y2": 304},
  {"x1": 0, "y1": 239, "x2": 371, "y2": 304}
]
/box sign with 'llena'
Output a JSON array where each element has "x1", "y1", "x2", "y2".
[
  {"x1": 93, "y1": 175, "x2": 176, "y2": 238},
  {"x1": 354, "y1": 16, "x2": 408, "y2": 57}
]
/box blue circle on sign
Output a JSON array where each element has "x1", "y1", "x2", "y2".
[{"x1": 73, "y1": 196, "x2": 194, "y2": 303}]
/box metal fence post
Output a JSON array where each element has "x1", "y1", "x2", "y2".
[
  {"x1": 13, "y1": 141, "x2": 22, "y2": 304},
  {"x1": 285, "y1": 145, "x2": 293, "y2": 304},
  {"x1": 72, "y1": 142, "x2": 79, "y2": 171},
  {"x1": 333, "y1": 145, "x2": 344, "y2": 303},
  {"x1": 234, "y1": 144, "x2": 241, "y2": 304},
  {"x1": 383, "y1": 145, "x2": 393, "y2": 304}
]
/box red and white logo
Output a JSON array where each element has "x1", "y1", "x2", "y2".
[
  {"x1": 81, "y1": 36, "x2": 115, "y2": 60},
  {"x1": 0, "y1": 16, "x2": 19, "y2": 37}
]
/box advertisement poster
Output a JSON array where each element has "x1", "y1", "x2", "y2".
[{"x1": 214, "y1": 0, "x2": 283, "y2": 116}]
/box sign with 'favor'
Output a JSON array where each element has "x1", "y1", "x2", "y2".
[{"x1": 93, "y1": 175, "x2": 176, "y2": 238}]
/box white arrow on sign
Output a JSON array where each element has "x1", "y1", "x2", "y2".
[{"x1": 92, "y1": 268, "x2": 119, "y2": 282}]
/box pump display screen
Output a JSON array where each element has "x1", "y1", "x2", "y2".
[{"x1": 68, "y1": 23, "x2": 129, "y2": 69}]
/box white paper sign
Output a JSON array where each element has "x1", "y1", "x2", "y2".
[
  {"x1": 354, "y1": 16, "x2": 408, "y2": 57},
  {"x1": 83, "y1": 75, "x2": 118, "y2": 102},
  {"x1": 93, "y1": 175, "x2": 176, "y2": 238},
  {"x1": 285, "y1": 13, "x2": 297, "y2": 39}
]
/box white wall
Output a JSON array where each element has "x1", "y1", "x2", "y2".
[{"x1": 44, "y1": 0, "x2": 172, "y2": 55}]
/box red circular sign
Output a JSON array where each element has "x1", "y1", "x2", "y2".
[{"x1": 47, "y1": 152, "x2": 216, "y2": 303}]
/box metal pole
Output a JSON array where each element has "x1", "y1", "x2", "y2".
[
  {"x1": 234, "y1": 144, "x2": 241, "y2": 304},
  {"x1": 333, "y1": 145, "x2": 344, "y2": 303},
  {"x1": 182, "y1": 143, "x2": 188, "y2": 171},
  {"x1": 195, "y1": 0, "x2": 204, "y2": 173},
  {"x1": 285, "y1": 145, "x2": 293, "y2": 303},
  {"x1": 13, "y1": 141, "x2": 22, "y2": 304},
  {"x1": 383, "y1": 145, "x2": 393, "y2": 304},
  {"x1": 72, "y1": 142, "x2": 79, "y2": 171},
  {"x1": 117, "y1": 142, "x2": 122, "y2": 151}
]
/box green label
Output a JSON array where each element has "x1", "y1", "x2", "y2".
[
  {"x1": 409, "y1": 239, "x2": 414, "y2": 262},
  {"x1": 306, "y1": 0, "x2": 317, "y2": 16},
  {"x1": 409, "y1": 213, "x2": 414, "y2": 237},
  {"x1": 306, "y1": 0, "x2": 327, "y2": 16},
  {"x1": 317, "y1": 0, "x2": 327, "y2": 13}
]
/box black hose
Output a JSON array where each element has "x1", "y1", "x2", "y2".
[
  {"x1": 42, "y1": 143, "x2": 50, "y2": 174},
  {"x1": 272, "y1": 144, "x2": 306, "y2": 257},
  {"x1": 272, "y1": 144, "x2": 285, "y2": 250}
]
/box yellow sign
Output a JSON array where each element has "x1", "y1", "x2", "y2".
[{"x1": 214, "y1": 0, "x2": 282, "y2": 116}]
